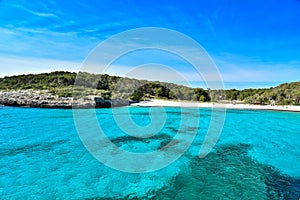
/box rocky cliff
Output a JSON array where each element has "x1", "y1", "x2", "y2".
[{"x1": 0, "y1": 90, "x2": 95, "y2": 108}]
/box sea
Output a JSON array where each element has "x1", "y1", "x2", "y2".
[{"x1": 0, "y1": 106, "x2": 300, "y2": 199}]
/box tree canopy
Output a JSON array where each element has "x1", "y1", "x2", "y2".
[{"x1": 1, "y1": 71, "x2": 299, "y2": 105}]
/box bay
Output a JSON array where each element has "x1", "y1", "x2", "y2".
[{"x1": 0, "y1": 106, "x2": 299, "y2": 199}]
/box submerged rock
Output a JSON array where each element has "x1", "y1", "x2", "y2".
[{"x1": 148, "y1": 144, "x2": 300, "y2": 200}]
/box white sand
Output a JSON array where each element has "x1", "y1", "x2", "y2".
[{"x1": 131, "y1": 99, "x2": 300, "y2": 112}]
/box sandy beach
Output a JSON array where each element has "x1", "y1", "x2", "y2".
[{"x1": 131, "y1": 99, "x2": 300, "y2": 112}]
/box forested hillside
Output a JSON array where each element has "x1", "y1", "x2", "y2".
[
  {"x1": 0, "y1": 71, "x2": 77, "y2": 90},
  {"x1": 0, "y1": 71, "x2": 210, "y2": 102},
  {"x1": 225, "y1": 82, "x2": 300, "y2": 105},
  {"x1": 0, "y1": 71, "x2": 299, "y2": 105}
]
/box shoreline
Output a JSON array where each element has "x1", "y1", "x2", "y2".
[
  {"x1": 1, "y1": 89, "x2": 299, "y2": 112},
  {"x1": 0, "y1": 90, "x2": 97, "y2": 109},
  {"x1": 1, "y1": 100, "x2": 300, "y2": 112},
  {"x1": 131, "y1": 99, "x2": 300, "y2": 112},
  {"x1": 1, "y1": 98, "x2": 300, "y2": 112}
]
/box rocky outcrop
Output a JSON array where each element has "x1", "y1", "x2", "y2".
[
  {"x1": 0, "y1": 90, "x2": 132, "y2": 109},
  {"x1": 0, "y1": 90, "x2": 95, "y2": 109}
]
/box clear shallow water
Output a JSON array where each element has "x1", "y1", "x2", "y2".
[{"x1": 0, "y1": 106, "x2": 300, "y2": 199}]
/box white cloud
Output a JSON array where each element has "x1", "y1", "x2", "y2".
[
  {"x1": 213, "y1": 54, "x2": 300, "y2": 82},
  {"x1": 31, "y1": 11, "x2": 58, "y2": 18},
  {"x1": 9, "y1": 4, "x2": 58, "y2": 18},
  {"x1": 0, "y1": 56, "x2": 81, "y2": 77}
]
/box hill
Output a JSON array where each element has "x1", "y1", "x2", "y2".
[
  {"x1": 0, "y1": 71, "x2": 299, "y2": 105},
  {"x1": 0, "y1": 71, "x2": 210, "y2": 102},
  {"x1": 224, "y1": 82, "x2": 300, "y2": 105}
]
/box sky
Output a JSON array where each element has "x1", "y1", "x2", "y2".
[{"x1": 0, "y1": 0, "x2": 300, "y2": 88}]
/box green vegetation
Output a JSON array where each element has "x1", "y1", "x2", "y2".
[
  {"x1": 0, "y1": 71, "x2": 205, "y2": 101},
  {"x1": 224, "y1": 82, "x2": 300, "y2": 105},
  {"x1": 0, "y1": 71, "x2": 299, "y2": 105},
  {"x1": 0, "y1": 71, "x2": 76, "y2": 90}
]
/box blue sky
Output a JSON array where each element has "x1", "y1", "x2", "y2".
[{"x1": 0, "y1": 0, "x2": 300, "y2": 86}]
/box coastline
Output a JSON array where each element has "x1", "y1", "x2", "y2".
[
  {"x1": 1, "y1": 90, "x2": 299, "y2": 112},
  {"x1": 0, "y1": 90, "x2": 94, "y2": 109},
  {"x1": 131, "y1": 99, "x2": 300, "y2": 112}
]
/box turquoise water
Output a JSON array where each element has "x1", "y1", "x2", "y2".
[{"x1": 0, "y1": 106, "x2": 300, "y2": 199}]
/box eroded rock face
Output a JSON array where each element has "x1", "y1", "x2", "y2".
[
  {"x1": 0, "y1": 90, "x2": 94, "y2": 109},
  {"x1": 0, "y1": 90, "x2": 131, "y2": 108}
]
